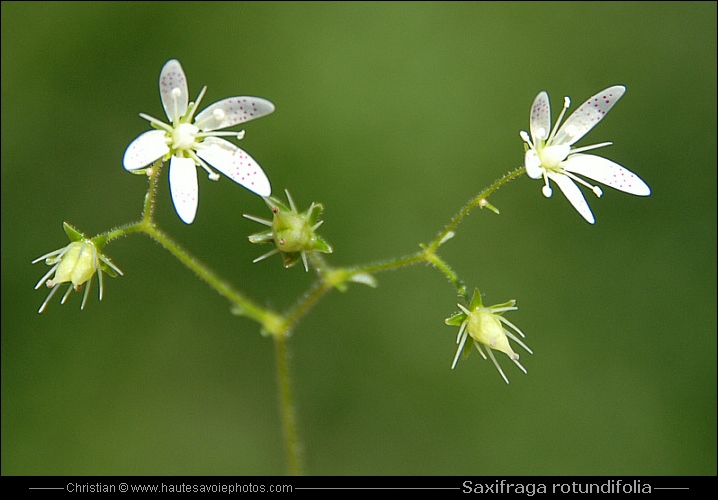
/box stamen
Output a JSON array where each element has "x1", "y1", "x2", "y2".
[
  {"x1": 285, "y1": 190, "x2": 298, "y2": 212},
  {"x1": 253, "y1": 248, "x2": 280, "y2": 263},
  {"x1": 562, "y1": 171, "x2": 603, "y2": 197},
  {"x1": 170, "y1": 87, "x2": 183, "y2": 124},
  {"x1": 100, "y1": 255, "x2": 124, "y2": 276},
  {"x1": 502, "y1": 328, "x2": 533, "y2": 355},
  {"x1": 457, "y1": 303, "x2": 471, "y2": 315},
  {"x1": 190, "y1": 152, "x2": 220, "y2": 180},
  {"x1": 510, "y1": 356, "x2": 528, "y2": 375},
  {"x1": 32, "y1": 247, "x2": 65, "y2": 264},
  {"x1": 484, "y1": 346, "x2": 510, "y2": 384},
  {"x1": 571, "y1": 142, "x2": 612, "y2": 154},
  {"x1": 474, "y1": 342, "x2": 488, "y2": 360},
  {"x1": 546, "y1": 95, "x2": 571, "y2": 144},
  {"x1": 60, "y1": 284, "x2": 74, "y2": 305},
  {"x1": 451, "y1": 327, "x2": 469, "y2": 369},
  {"x1": 519, "y1": 130, "x2": 533, "y2": 146},
  {"x1": 35, "y1": 263, "x2": 60, "y2": 289},
  {"x1": 498, "y1": 315, "x2": 526, "y2": 338},
  {"x1": 243, "y1": 214, "x2": 273, "y2": 227},
  {"x1": 139, "y1": 113, "x2": 174, "y2": 133},
  {"x1": 186, "y1": 86, "x2": 208, "y2": 123},
  {"x1": 300, "y1": 251, "x2": 309, "y2": 272},
  {"x1": 456, "y1": 321, "x2": 467, "y2": 344},
  {"x1": 80, "y1": 278, "x2": 92, "y2": 310},
  {"x1": 38, "y1": 285, "x2": 62, "y2": 313},
  {"x1": 97, "y1": 260, "x2": 104, "y2": 302},
  {"x1": 542, "y1": 173, "x2": 553, "y2": 197}
]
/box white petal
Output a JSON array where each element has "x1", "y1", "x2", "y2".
[
  {"x1": 169, "y1": 156, "x2": 199, "y2": 224},
  {"x1": 550, "y1": 172, "x2": 595, "y2": 224},
  {"x1": 160, "y1": 59, "x2": 188, "y2": 123},
  {"x1": 194, "y1": 97, "x2": 275, "y2": 132},
  {"x1": 123, "y1": 130, "x2": 169, "y2": 170},
  {"x1": 524, "y1": 149, "x2": 543, "y2": 179},
  {"x1": 529, "y1": 91, "x2": 551, "y2": 142},
  {"x1": 196, "y1": 137, "x2": 271, "y2": 196},
  {"x1": 563, "y1": 153, "x2": 651, "y2": 196},
  {"x1": 554, "y1": 86, "x2": 625, "y2": 146}
]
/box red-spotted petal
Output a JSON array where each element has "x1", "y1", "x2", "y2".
[
  {"x1": 564, "y1": 153, "x2": 651, "y2": 196},
  {"x1": 529, "y1": 91, "x2": 551, "y2": 142},
  {"x1": 196, "y1": 137, "x2": 271, "y2": 196},
  {"x1": 168, "y1": 156, "x2": 199, "y2": 224},
  {"x1": 123, "y1": 130, "x2": 168, "y2": 171},
  {"x1": 194, "y1": 97, "x2": 275, "y2": 132},
  {"x1": 160, "y1": 59, "x2": 189, "y2": 123},
  {"x1": 550, "y1": 172, "x2": 595, "y2": 224},
  {"x1": 554, "y1": 86, "x2": 625, "y2": 146}
]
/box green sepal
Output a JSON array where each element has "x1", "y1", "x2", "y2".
[
  {"x1": 445, "y1": 311, "x2": 467, "y2": 326},
  {"x1": 311, "y1": 235, "x2": 333, "y2": 254},
  {"x1": 99, "y1": 260, "x2": 119, "y2": 278},
  {"x1": 92, "y1": 234, "x2": 109, "y2": 251},
  {"x1": 62, "y1": 222, "x2": 85, "y2": 242},
  {"x1": 468, "y1": 288, "x2": 485, "y2": 310},
  {"x1": 129, "y1": 167, "x2": 152, "y2": 175},
  {"x1": 306, "y1": 202, "x2": 324, "y2": 226},
  {"x1": 461, "y1": 338, "x2": 474, "y2": 359},
  {"x1": 281, "y1": 252, "x2": 302, "y2": 269},
  {"x1": 248, "y1": 230, "x2": 274, "y2": 244},
  {"x1": 263, "y1": 195, "x2": 290, "y2": 213},
  {"x1": 490, "y1": 299, "x2": 517, "y2": 312}
]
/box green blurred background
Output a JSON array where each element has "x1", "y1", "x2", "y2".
[{"x1": 2, "y1": 1, "x2": 715, "y2": 476}]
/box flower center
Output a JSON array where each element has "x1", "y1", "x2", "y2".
[
  {"x1": 172, "y1": 123, "x2": 199, "y2": 150},
  {"x1": 537, "y1": 144, "x2": 570, "y2": 170}
]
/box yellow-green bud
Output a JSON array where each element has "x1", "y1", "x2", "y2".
[
  {"x1": 32, "y1": 223, "x2": 123, "y2": 313},
  {"x1": 51, "y1": 241, "x2": 97, "y2": 288},
  {"x1": 465, "y1": 307, "x2": 518, "y2": 361},
  {"x1": 445, "y1": 288, "x2": 532, "y2": 384}
]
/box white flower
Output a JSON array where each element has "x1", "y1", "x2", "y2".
[
  {"x1": 520, "y1": 86, "x2": 650, "y2": 224},
  {"x1": 123, "y1": 59, "x2": 275, "y2": 224}
]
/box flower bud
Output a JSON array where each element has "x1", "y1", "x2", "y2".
[
  {"x1": 445, "y1": 288, "x2": 532, "y2": 384},
  {"x1": 244, "y1": 190, "x2": 333, "y2": 272},
  {"x1": 32, "y1": 222, "x2": 123, "y2": 313},
  {"x1": 51, "y1": 241, "x2": 97, "y2": 288}
]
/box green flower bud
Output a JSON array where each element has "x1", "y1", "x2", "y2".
[{"x1": 244, "y1": 190, "x2": 333, "y2": 272}]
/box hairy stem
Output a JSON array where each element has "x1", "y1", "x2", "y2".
[{"x1": 92, "y1": 161, "x2": 525, "y2": 475}]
